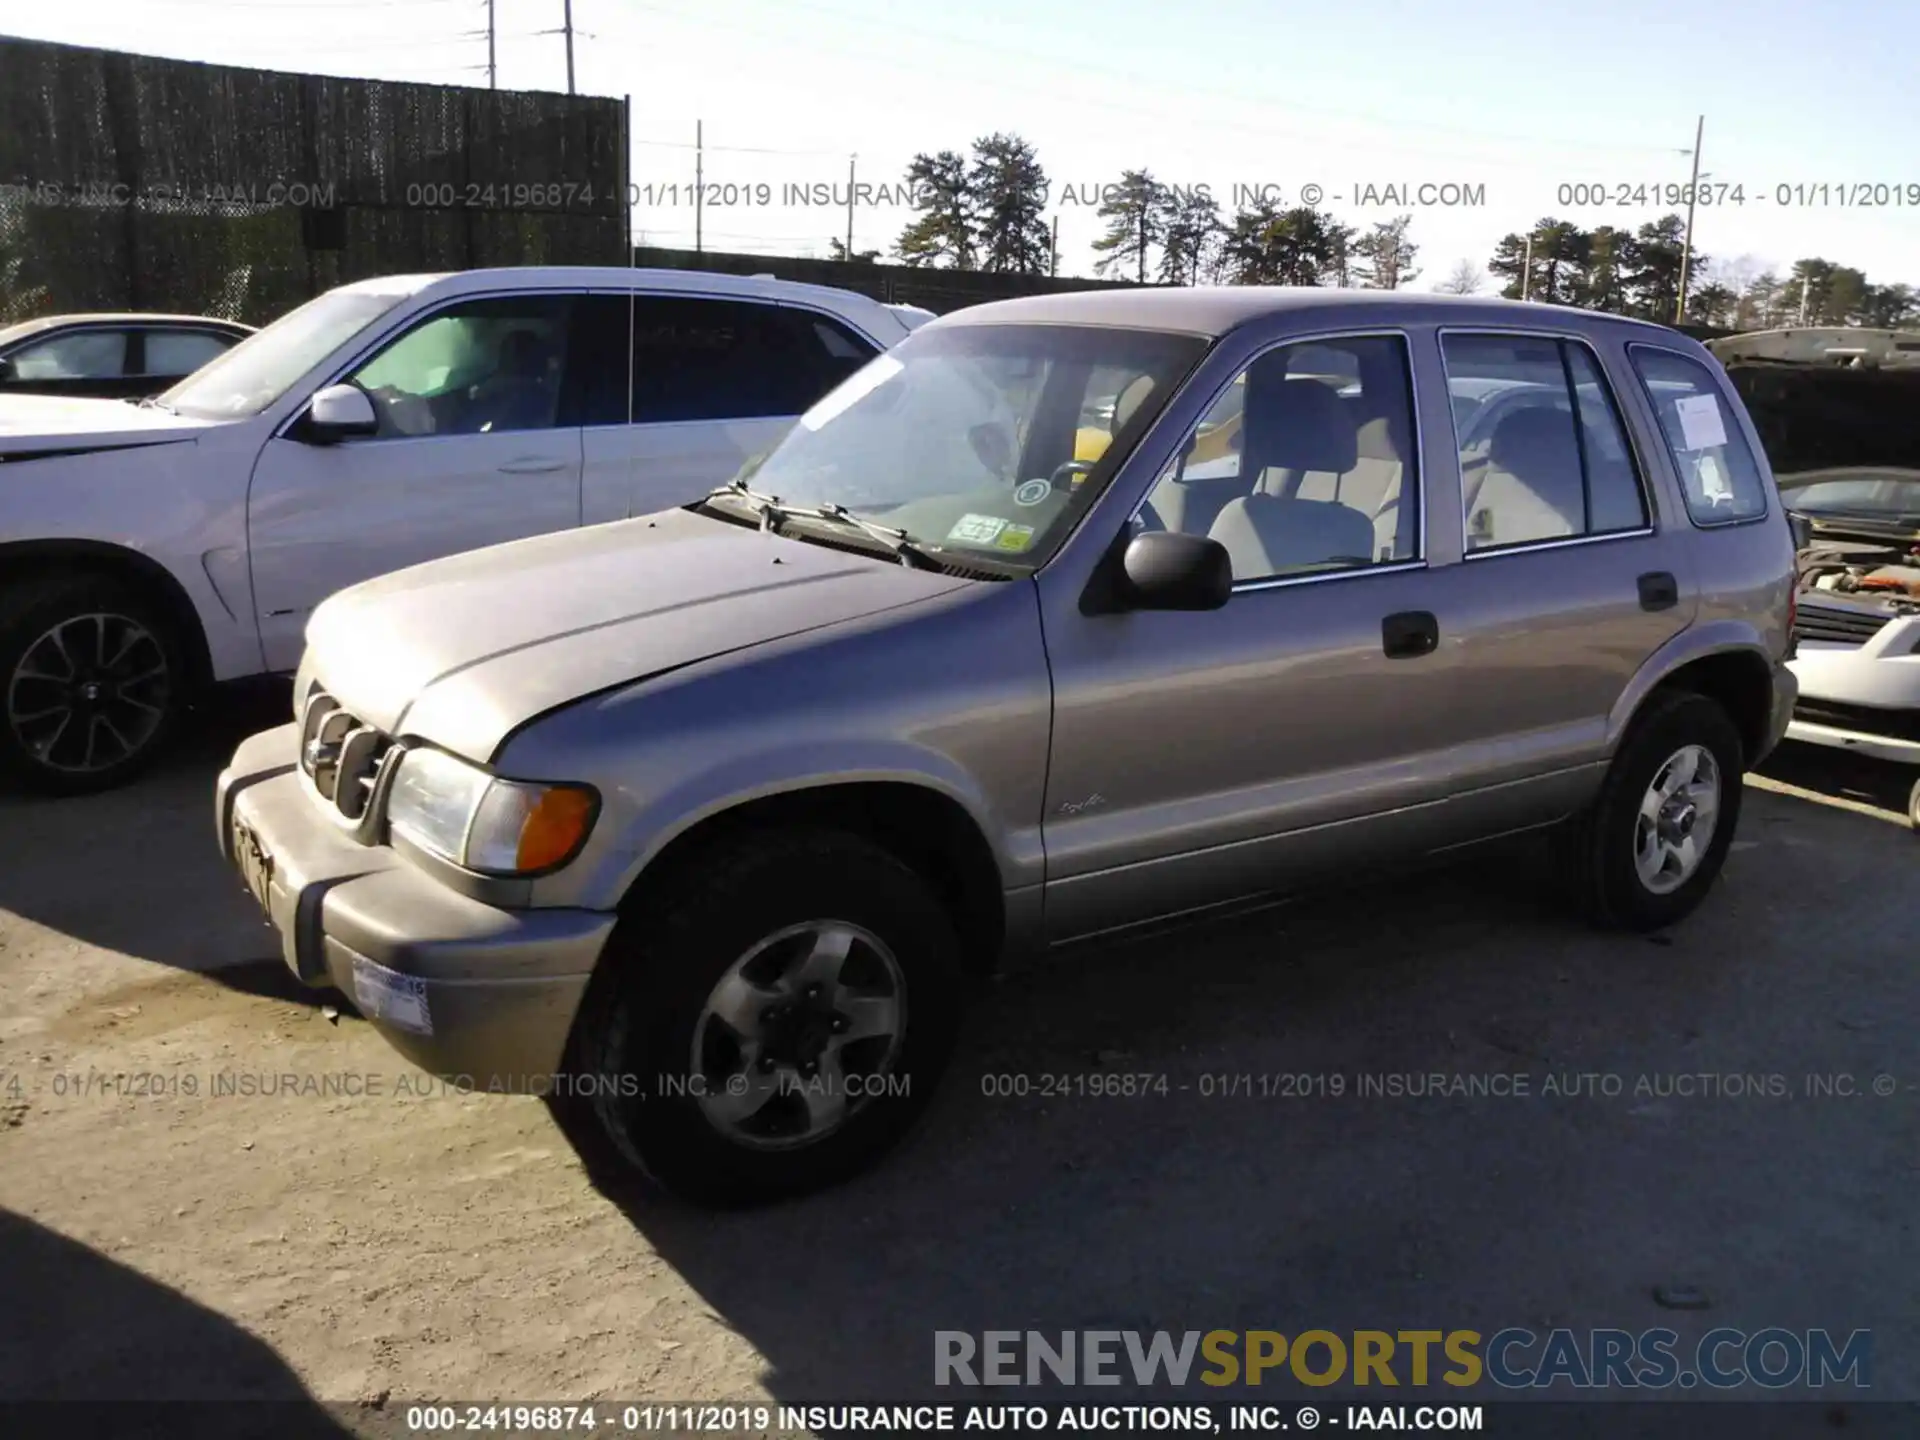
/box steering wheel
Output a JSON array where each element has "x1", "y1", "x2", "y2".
[{"x1": 1050, "y1": 460, "x2": 1095, "y2": 488}]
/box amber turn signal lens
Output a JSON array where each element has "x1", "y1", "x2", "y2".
[{"x1": 515, "y1": 786, "x2": 596, "y2": 872}]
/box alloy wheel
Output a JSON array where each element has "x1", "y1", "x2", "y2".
[{"x1": 6, "y1": 612, "x2": 171, "y2": 775}]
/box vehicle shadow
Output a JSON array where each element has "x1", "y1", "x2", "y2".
[
  {"x1": 0, "y1": 680, "x2": 326, "y2": 1000},
  {"x1": 0, "y1": 1206, "x2": 361, "y2": 1437},
  {"x1": 1757, "y1": 741, "x2": 1915, "y2": 827},
  {"x1": 555, "y1": 779, "x2": 1920, "y2": 1405}
]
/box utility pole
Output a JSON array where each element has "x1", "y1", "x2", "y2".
[
  {"x1": 694, "y1": 120, "x2": 703, "y2": 256},
  {"x1": 1521, "y1": 231, "x2": 1534, "y2": 302},
  {"x1": 486, "y1": 0, "x2": 496, "y2": 88},
  {"x1": 1050, "y1": 215, "x2": 1059, "y2": 278},
  {"x1": 563, "y1": 0, "x2": 575, "y2": 94},
  {"x1": 1137, "y1": 205, "x2": 1146, "y2": 285},
  {"x1": 845, "y1": 154, "x2": 855, "y2": 259},
  {"x1": 1675, "y1": 114, "x2": 1704, "y2": 323}
]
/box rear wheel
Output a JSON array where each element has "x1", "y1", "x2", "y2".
[
  {"x1": 572, "y1": 828, "x2": 963, "y2": 1205},
  {"x1": 1558, "y1": 690, "x2": 1745, "y2": 930},
  {"x1": 0, "y1": 576, "x2": 186, "y2": 795}
]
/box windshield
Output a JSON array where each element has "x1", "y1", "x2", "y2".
[
  {"x1": 719, "y1": 323, "x2": 1208, "y2": 568},
  {"x1": 161, "y1": 286, "x2": 415, "y2": 419}
]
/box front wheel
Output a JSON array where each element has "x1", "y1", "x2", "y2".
[
  {"x1": 0, "y1": 576, "x2": 186, "y2": 795},
  {"x1": 1558, "y1": 690, "x2": 1745, "y2": 931},
  {"x1": 572, "y1": 828, "x2": 963, "y2": 1205}
]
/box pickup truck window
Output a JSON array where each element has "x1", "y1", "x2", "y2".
[
  {"x1": 1442, "y1": 333, "x2": 1647, "y2": 551},
  {"x1": 1628, "y1": 345, "x2": 1769, "y2": 526},
  {"x1": 1142, "y1": 333, "x2": 1420, "y2": 579}
]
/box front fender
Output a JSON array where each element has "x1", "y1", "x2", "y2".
[{"x1": 570, "y1": 737, "x2": 1027, "y2": 912}]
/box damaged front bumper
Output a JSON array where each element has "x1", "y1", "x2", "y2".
[{"x1": 214, "y1": 724, "x2": 614, "y2": 1090}]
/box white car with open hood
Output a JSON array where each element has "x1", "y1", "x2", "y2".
[{"x1": 0, "y1": 266, "x2": 910, "y2": 793}]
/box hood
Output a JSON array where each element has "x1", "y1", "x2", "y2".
[
  {"x1": 0, "y1": 393, "x2": 218, "y2": 454},
  {"x1": 306, "y1": 507, "x2": 976, "y2": 761}
]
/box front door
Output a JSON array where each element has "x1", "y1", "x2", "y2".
[
  {"x1": 1039, "y1": 331, "x2": 1464, "y2": 941},
  {"x1": 247, "y1": 293, "x2": 584, "y2": 670}
]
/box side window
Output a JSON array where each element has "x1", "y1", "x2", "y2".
[
  {"x1": 561, "y1": 295, "x2": 634, "y2": 427},
  {"x1": 631, "y1": 298, "x2": 850, "y2": 424},
  {"x1": 1141, "y1": 333, "x2": 1419, "y2": 582},
  {"x1": 802, "y1": 313, "x2": 880, "y2": 394},
  {"x1": 1628, "y1": 346, "x2": 1769, "y2": 525},
  {"x1": 142, "y1": 330, "x2": 233, "y2": 377},
  {"x1": 348, "y1": 295, "x2": 571, "y2": 438},
  {"x1": 1441, "y1": 333, "x2": 1648, "y2": 552},
  {"x1": 9, "y1": 330, "x2": 128, "y2": 381}
]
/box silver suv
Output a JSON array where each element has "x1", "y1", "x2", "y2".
[{"x1": 217, "y1": 289, "x2": 1797, "y2": 1204}]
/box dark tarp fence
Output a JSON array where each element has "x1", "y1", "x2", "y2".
[{"x1": 0, "y1": 36, "x2": 626, "y2": 326}]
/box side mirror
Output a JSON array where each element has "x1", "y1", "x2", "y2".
[
  {"x1": 302, "y1": 383, "x2": 378, "y2": 444},
  {"x1": 1118, "y1": 531, "x2": 1233, "y2": 611}
]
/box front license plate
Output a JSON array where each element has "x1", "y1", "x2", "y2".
[{"x1": 232, "y1": 818, "x2": 275, "y2": 914}]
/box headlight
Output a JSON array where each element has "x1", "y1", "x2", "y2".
[{"x1": 386, "y1": 746, "x2": 597, "y2": 875}]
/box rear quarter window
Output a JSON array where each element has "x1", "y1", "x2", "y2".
[{"x1": 1628, "y1": 346, "x2": 1770, "y2": 526}]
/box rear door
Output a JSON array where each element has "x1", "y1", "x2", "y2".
[
  {"x1": 579, "y1": 294, "x2": 882, "y2": 524},
  {"x1": 1429, "y1": 328, "x2": 1698, "y2": 785},
  {"x1": 247, "y1": 292, "x2": 584, "y2": 670}
]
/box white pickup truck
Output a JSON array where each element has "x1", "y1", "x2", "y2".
[{"x1": 0, "y1": 267, "x2": 910, "y2": 793}]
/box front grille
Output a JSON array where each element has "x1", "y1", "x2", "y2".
[
  {"x1": 298, "y1": 687, "x2": 394, "y2": 824},
  {"x1": 1793, "y1": 697, "x2": 1920, "y2": 744},
  {"x1": 1792, "y1": 600, "x2": 1891, "y2": 647}
]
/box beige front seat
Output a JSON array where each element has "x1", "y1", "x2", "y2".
[{"x1": 1208, "y1": 374, "x2": 1376, "y2": 578}]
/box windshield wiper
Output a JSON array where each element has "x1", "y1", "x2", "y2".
[
  {"x1": 702, "y1": 481, "x2": 941, "y2": 569},
  {"x1": 135, "y1": 396, "x2": 178, "y2": 414}
]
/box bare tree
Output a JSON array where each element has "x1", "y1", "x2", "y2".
[{"x1": 1435, "y1": 258, "x2": 1484, "y2": 295}]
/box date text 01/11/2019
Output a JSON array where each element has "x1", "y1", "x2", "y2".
[{"x1": 1557, "y1": 180, "x2": 1920, "y2": 208}]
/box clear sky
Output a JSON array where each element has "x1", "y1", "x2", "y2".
[{"x1": 5, "y1": 0, "x2": 1918, "y2": 289}]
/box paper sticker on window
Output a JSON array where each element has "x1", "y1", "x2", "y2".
[
  {"x1": 947, "y1": 513, "x2": 1007, "y2": 545},
  {"x1": 1674, "y1": 393, "x2": 1728, "y2": 452},
  {"x1": 994, "y1": 523, "x2": 1037, "y2": 552}
]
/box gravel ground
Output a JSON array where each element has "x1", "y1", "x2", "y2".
[{"x1": 1, "y1": 689, "x2": 1915, "y2": 1432}]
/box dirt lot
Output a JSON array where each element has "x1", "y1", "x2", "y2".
[{"x1": 2, "y1": 688, "x2": 1916, "y2": 1425}]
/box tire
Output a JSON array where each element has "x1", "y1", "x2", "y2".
[
  {"x1": 571, "y1": 828, "x2": 964, "y2": 1206},
  {"x1": 0, "y1": 574, "x2": 187, "y2": 795},
  {"x1": 1907, "y1": 774, "x2": 1920, "y2": 835},
  {"x1": 1557, "y1": 690, "x2": 1746, "y2": 931}
]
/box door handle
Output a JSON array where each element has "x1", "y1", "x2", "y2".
[
  {"x1": 1382, "y1": 610, "x2": 1439, "y2": 659},
  {"x1": 1637, "y1": 571, "x2": 1679, "y2": 612},
  {"x1": 498, "y1": 457, "x2": 569, "y2": 475}
]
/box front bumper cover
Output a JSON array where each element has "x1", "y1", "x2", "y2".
[{"x1": 215, "y1": 724, "x2": 614, "y2": 1090}]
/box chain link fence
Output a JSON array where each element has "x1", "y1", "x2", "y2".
[{"x1": 0, "y1": 37, "x2": 628, "y2": 326}]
